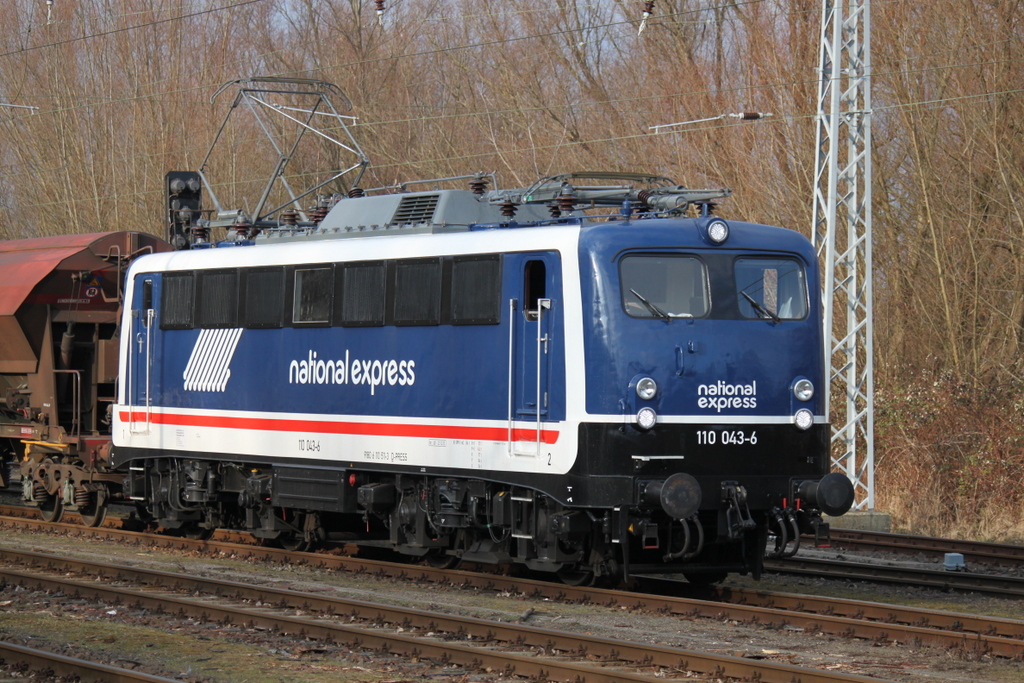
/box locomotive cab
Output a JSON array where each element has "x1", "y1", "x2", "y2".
[{"x1": 572, "y1": 216, "x2": 853, "y2": 579}]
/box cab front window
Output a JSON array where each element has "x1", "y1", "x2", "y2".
[
  {"x1": 620, "y1": 254, "x2": 709, "y2": 319},
  {"x1": 735, "y1": 257, "x2": 808, "y2": 321}
]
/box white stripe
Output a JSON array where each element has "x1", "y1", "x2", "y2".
[
  {"x1": 183, "y1": 328, "x2": 243, "y2": 392},
  {"x1": 585, "y1": 414, "x2": 828, "y2": 425}
]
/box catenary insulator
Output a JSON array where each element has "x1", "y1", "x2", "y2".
[
  {"x1": 375, "y1": 0, "x2": 385, "y2": 26},
  {"x1": 638, "y1": 0, "x2": 655, "y2": 35}
]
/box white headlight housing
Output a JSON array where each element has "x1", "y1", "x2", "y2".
[
  {"x1": 793, "y1": 379, "x2": 814, "y2": 402},
  {"x1": 707, "y1": 220, "x2": 729, "y2": 244},
  {"x1": 636, "y1": 407, "x2": 658, "y2": 430},
  {"x1": 636, "y1": 377, "x2": 658, "y2": 401},
  {"x1": 794, "y1": 408, "x2": 814, "y2": 431}
]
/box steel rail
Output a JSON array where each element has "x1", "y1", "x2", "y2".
[
  {"x1": 710, "y1": 584, "x2": 1024, "y2": 641},
  {"x1": 0, "y1": 639, "x2": 181, "y2": 683},
  {"x1": 4, "y1": 512, "x2": 1023, "y2": 654},
  {"x1": 765, "y1": 556, "x2": 1024, "y2": 598},
  {"x1": 0, "y1": 555, "x2": 892, "y2": 683}
]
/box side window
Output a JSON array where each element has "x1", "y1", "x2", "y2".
[
  {"x1": 735, "y1": 257, "x2": 808, "y2": 320},
  {"x1": 524, "y1": 260, "x2": 546, "y2": 320},
  {"x1": 338, "y1": 262, "x2": 386, "y2": 326},
  {"x1": 392, "y1": 258, "x2": 441, "y2": 326},
  {"x1": 450, "y1": 255, "x2": 501, "y2": 325},
  {"x1": 293, "y1": 266, "x2": 333, "y2": 325},
  {"x1": 196, "y1": 270, "x2": 239, "y2": 328},
  {"x1": 160, "y1": 272, "x2": 195, "y2": 330},
  {"x1": 244, "y1": 267, "x2": 285, "y2": 329}
]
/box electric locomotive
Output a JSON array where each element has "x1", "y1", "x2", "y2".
[{"x1": 110, "y1": 170, "x2": 854, "y2": 583}]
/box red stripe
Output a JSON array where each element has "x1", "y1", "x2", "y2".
[{"x1": 118, "y1": 410, "x2": 560, "y2": 445}]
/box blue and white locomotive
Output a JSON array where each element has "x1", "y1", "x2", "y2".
[{"x1": 111, "y1": 170, "x2": 854, "y2": 584}]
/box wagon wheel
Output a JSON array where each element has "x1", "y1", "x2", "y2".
[
  {"x1": 33, "y1": 459, "x2": 64, "y2": 524},
  {"x1": 78, "y1": 489, "x2": 109, "y2": 527},
  {"x1": 37, "y1": 490, "x2": 63, "y2": 523}
]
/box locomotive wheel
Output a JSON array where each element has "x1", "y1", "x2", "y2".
[
  {"x1": 556, "y1": 564, "x2": 596, "y2": 587},
  {"x1": 425, "y1": 550, "x2": 461, "y2": 570},
  {"x1": 276, "y1": 533, "x2": 311, "y2": 552},
  {"x1": 37, "y1": 492, "x2": 63, "y2": 524},
  {"x1": 683, "y1": 571, "x2": 728, "y2": 586},
  {"x1": 181, "y1": 524, "x2": 215, "y2": 541},
  {"x1": 78, "y1": 491, "x2": 108, "y2": 528}
]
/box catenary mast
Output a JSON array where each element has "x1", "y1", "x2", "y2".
[{"x1": 811, "y1": 0, "x2": 874, "y2": 510}]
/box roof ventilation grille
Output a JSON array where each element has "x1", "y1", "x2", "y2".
[{"x1": 390, "y1": 194, "x2": 439, "y2": 225}]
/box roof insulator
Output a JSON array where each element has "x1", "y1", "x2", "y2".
[
  {"x1": 469, "y1": 176, "x2": 489, "y2": 194},
  {"x1": 556, "y1": 194, "x2": 577, "y2": 214}
]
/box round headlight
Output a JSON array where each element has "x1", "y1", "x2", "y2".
[
  {"x1": 793, "y1": 379, "x2": 814, "y2": 402},
  {"x1": 794, "y1": 408, "x2": 814, "y2": 431},
  {"x1": 636, "y1": 407, "x2": 658, "y2": 430},
  {"x1": 707, "y1": 220, "x2": 729, "y2": 244},
  {"x1": 636, "y1": 377, "x2": 658, "y2": 401}
]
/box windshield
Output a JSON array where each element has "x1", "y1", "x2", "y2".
[
  {"x1": 620, "y1": 254, "x2": 709, "y2": 319},
  {"x1": 735, "y1": 257, "x2": 808, "y2": 320}
]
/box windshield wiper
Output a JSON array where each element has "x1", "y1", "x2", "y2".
[
  {"x1": 741, "y1": 291, "x2": 780, "y2": 323},
  {"x1": 630, "y1": 288, "x2": 670, "y2": 321}
]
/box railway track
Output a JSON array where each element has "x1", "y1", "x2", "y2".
[
  {"x1": 766, "y1": 554, "x2": 1024, "y2": 597},
  {"x1": 0, "y1": 545, "x2": 897, "y2": 683},
  {"x1": 8, "y1": 501, "x2": 1024, "y2": 602},
  {"x1": 3, "y1": 511, "x2": 1023, "y2": 664},
  {"x1": 826, "y1": 528, "x2": 1024, "y2": 566}
]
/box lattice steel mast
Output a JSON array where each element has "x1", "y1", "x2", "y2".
[{"x1": 811, "y1": 0, "x2": 875, "y2": 509}]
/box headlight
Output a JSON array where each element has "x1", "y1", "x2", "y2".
[
  {"x1": 636, "y1": 377, "x2": 658, "y2": 401},
  {"x1": 793, "y1": 379, "x2": 814, "y2": 401},
  {"x1": 707, "y1": 220, "x2": 729, "y2": 244},
  {"x1": 636, "y1": 407, "x2": 657, "y2": 430},
  {"x1": 794, "y1": 409, "x2": 814, "y2": 431}
]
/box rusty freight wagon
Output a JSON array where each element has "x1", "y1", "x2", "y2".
[{"x1": 0, "y1": 231, "x2": 170, "y2": 524}]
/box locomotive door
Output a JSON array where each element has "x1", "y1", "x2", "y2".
[
  {"x1": 127, "y1": 276, "x2": 155, "y2": 433},
  {"x1": 509, "y1": 254, "x2": 558, "y2": 457}
]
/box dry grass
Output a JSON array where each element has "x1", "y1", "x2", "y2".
[{"x1": 875, "y1": 375, "x2": 1024, "y2": 543}]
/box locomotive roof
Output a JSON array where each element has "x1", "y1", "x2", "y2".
[{"x1": 135, "y1": 213, "x2": 815, "y2": 276}]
